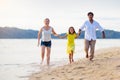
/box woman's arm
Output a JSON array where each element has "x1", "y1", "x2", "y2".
[
  {"x1": 52, "y1": 28, "x2": 59, "y2": 36},
  {"x1": 52, "y1": 28, "x2": 67, "y2": 39},
  {"x1": 37, "y1": 28, "x2": 42, "y2": 46}
]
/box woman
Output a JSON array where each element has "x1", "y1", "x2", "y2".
[{"x1": 37, "y1": 18, "x2": 59, "y2": 66}]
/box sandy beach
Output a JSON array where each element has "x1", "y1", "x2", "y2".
[{"x1": 29, "y1": 47, "x2": 120, "y2": 80}]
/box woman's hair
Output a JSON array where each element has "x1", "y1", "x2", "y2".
[
  {"x1": 44, "y1": 18, "x2": 50, "y2": 22},
  {"x1": 68, "y1": 26, "x2": 76, "y2": 34}
]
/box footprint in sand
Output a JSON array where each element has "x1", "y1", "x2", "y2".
[
  {"x1": 116, "y1": 65, "x2": 120, "y2": 69},
  {"x1": 51, "y1": 78, "x2": 55, "y2": 80},
  {"x1": 67, "y1": 71, "x2": 72, "y2": 73},
  {"x1": 48, "y1": 73, "x2": 51, "y2": 75},
  {"x1": 36, "y1": 76, "x2": 41, "y2": 79},
  {"x1": 61, "y1": 71, "x2": 65, "y2": 73},
  {"x1": 116, "y1": 65, "x2": 120, "y2": 67},
  {"x1": 79, "y1": 78, "x2": 84, "y2": 80},
  {"x1": 69, "y1": 78, "x2": 74, "y2": 80},
  {"x1": 73, "y1": 66, "x2": 85, "y2": 70}
]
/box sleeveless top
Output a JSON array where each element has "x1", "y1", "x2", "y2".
[{"x1": 41, "y1": 27, "x2": 52, "y2": 41}]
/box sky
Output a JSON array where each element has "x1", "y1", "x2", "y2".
[{"x1": 0, "y1": 0, "x2": 120, "y2": 33}]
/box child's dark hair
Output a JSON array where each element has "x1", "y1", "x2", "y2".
[{"x1": 68, "y1": 26, "x2": 76, "y2": 34}]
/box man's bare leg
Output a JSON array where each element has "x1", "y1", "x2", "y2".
[
  {"x1": 90, "y1": 40, "x2": 96, "y2": 61},
  {"x1": 84, "y1": 39, "x2": 90, "y2": 58}
]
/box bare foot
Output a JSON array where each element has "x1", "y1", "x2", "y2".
[
  {"x1": 89, "y1": 58, "x2": 93, "y2": 61},
  {"x1": 89, "y1": 55, "x2": 94, "y2": 61},
  {"x1": 40, "y1": 61, "x2": 43, "y2": 65},
  {"x1": 72, "y1": 59, "x2": 74, "y2": 62}
]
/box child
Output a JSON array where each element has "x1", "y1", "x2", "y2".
[{"x1": 60, "y1": 27, "x2": 80, "y2": 64}]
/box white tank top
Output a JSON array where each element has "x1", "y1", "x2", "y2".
[{"x1": 41, "y1": 27, "x2": 52, "y2": 41}]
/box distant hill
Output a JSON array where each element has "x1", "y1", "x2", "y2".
[
  {"x1": 0, "y1": 27, "x2": 38, "y2": 39},
  {"x1": 0, "y1": 27, "x2": 120, "y2": 39}
]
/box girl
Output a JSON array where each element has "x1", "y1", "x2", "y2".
[
  {"x1": 60, "y1": 27, "x2": 80, "y2": 64},
  {"x1": 37, "y1": 18, "x2": 59, "y2": 66}
]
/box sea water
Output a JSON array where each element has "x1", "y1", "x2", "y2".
[{"x1": 0, "y1": 39, "x2": 120, "y2": 80}]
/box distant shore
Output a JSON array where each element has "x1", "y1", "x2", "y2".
[
  {"x1": 0, "y1": 27, "x2": 120, "y2": 39},
  {"x1": 29, "y1": 47, "x2": 120, "y2": 80}
]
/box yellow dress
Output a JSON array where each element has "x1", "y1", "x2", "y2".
[{"x1": 67, "y1": 33, "x2": 77, "y2": 54}]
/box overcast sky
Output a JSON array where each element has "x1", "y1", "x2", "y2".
[{"x1": 0, "y1": 0, "x2": 120, "y2": 33}]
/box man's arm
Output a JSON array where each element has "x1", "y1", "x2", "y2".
[
  {"x1": 96, "y1": 22, "x2": 106, "y2": 38},
  {"x1": 102, "y1": 31, "x2": 105, "y2": 38},
  {"x1": 78, "y1": 22, "x2": 85, "y2": 36}
]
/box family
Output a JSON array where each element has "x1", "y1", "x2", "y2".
[{"x1": 37, "y1": 12, "x2": 106, "y2": 65}]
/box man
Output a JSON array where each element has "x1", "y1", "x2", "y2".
[{"x1": 79, "y1": 12, "x2": 105, "y2": 61}]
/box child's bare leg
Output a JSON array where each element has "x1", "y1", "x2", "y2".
[
  {"x1": 69, "y1": 54, "x2": 72, "y2": 64},
  {"x1": 71, "y1": 51, "x2": 74, "y2": 62}
]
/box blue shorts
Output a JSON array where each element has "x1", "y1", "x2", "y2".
[{"x1": 41, "y1": 41, "x2": 51, "y2": 48}]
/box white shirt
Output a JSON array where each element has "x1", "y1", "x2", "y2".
[
  {"x1": 80, "y1": 20, "x2": 104, "y2": 41},
  {"x1": 41, "y1": 27, "x2": 52, "y2": 41}
]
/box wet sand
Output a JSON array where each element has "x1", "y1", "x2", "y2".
[{"x1": 29, "y1": 47, "x2": 120, "y2": 80}]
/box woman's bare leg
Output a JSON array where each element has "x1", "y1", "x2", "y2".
[
  {"x1": 41, "y1": 46, "x2": 45, "y2": 64},
  {"x1": 46, "y1": 47, "x2": 51, "y2": 66}
]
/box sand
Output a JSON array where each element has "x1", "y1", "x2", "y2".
[{"x1": 29, "y1": 47, "x2": 120, "y2": 80}]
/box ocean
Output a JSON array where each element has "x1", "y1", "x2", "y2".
[{"x1": 0, "y1": 39, "x2": 120, "y2": 80}]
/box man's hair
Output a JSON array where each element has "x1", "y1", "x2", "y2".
[{"x1": 87, "y1": 12, "x2": 94, "y2": 16}]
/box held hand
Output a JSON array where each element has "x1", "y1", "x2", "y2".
[
  {"x1": 58, "y1": 36, "x2": 62, "y2": 39},
  {"x1": 57, "y1": 34, "x2": 67, "y2": 39},
  {"x1": 54, "y1": 34, "x2": 61, "y2": 38},
  {"x1": 78, "y1": 32, "x2": 81, "y2": 36},
  {"x1": 56, "y1": 35, "x2": 62, "y2": 39},
  {"x1": 78, "y1": 29, "x2": 81, "y2": 36}
]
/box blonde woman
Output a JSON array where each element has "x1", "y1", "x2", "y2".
[{"x1": 38, "y1": 18, "x2": 59, "y2": 66}]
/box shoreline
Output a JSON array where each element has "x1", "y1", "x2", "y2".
[{"x1": 29, "y1": 47, "x2": 120, "y2": 80}]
